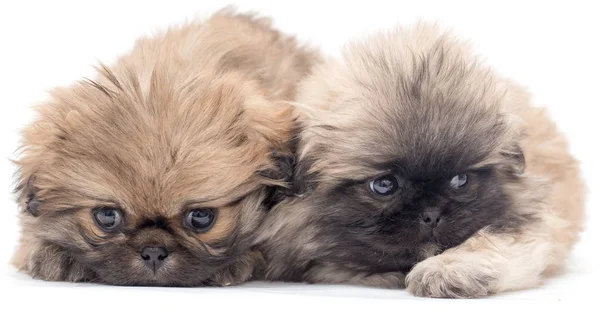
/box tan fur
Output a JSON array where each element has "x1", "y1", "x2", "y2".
[
  {"x1": 293, "y1": 23, "x2": 584, "y2": 297},
  {"x1": 12, "y1": 9, "x2": 321, "y2": 286}
]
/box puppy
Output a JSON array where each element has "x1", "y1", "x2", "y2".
[
  {"x1": 257, "y1": 23, "x2": 585, "y2": 297},
  {"x1": 12, "y1": 10, "x2": 320, "y2": 286}
]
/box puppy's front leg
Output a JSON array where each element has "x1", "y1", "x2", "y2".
[
  {"x1": 405, "y1": 217, "x2": 557, "y2": 298},
  {"x1": 208, "y1": 250, "x2": 266, "y2": 286},
  {"x1": 13, "y1": 238, "x2": 93, "y2": 282},
  {"x1": 305, "y1": 262, "x2": 406, "y2": 288}
]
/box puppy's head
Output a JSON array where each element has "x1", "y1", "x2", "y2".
[
  {"x1": 14, "y1": 62, "x2": 292, "y2": 285},
  {"x1": 293, "y1": 24, "x2": 529, "y2": 272}
]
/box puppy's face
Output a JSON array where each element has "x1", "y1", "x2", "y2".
[
  {"x1": 16, "y1": 67, "x2": 291, "y2": 286},
  {"x1": 316, "y1": 132, "x2": 523, "y2": 268},
  {"x1": 292, "y1": 33, "x2": 527, "y2": 273}
]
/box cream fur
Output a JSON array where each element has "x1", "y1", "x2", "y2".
[{"x1": 293, "y1": 23, "x2": 585, "y2": 298}]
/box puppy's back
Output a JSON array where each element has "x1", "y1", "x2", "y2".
[
  {"x1": 503, "y1": 81, "x2": 585, "y2": 269},
  {"x1": 114, "y1": 9, "x2": 321, "y2": 102}
]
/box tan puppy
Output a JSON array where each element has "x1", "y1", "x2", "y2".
[
  {"x1": 257, "y1": 23, "x2": 585, "y2": 297},
  {"x1": 12, "y1": 9, "x2": 320, "y2": 286}
]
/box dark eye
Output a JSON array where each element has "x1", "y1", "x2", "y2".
[
  {"x1": 450, "y1": 174, "x2": 468, "y2": 189},
  {"x1": 184, "y1": 209, "x2": 216, "y2": 233},
  {"x1": 93, "y1": 207, "x2": 124, "y2": 230},
  {"x1": 369, "y1": 175, "x2": 400, "y2": 196}
]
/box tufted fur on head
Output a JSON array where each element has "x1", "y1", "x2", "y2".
[{"x1": 12, "y1": 9, "x2": 321, "y2": 286}]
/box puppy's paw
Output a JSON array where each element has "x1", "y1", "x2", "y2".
[
  {"x1": 24, "y1": 243, "x2": 92, "y2": 282},
  {"x1": 406, "y1": 255, "x2": 498, "y2": 298},
  {"x1": 208, "y1": 251, "x2": 265, "y2": 286}
]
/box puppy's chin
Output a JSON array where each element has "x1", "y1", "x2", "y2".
[
  {"x1": 426, "y1": 221, "x2": 480, "y2": 250},
  {"x1": 82, "y1": 250, "x2": 218, "y2": 287},
  {"x1": 92, "y1": 258, "x2": 221, "y2": 287},
  {"x1": 89, "y1": 248, "x2": 262, "y2": 287}
]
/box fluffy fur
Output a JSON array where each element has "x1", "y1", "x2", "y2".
[
  {"x1": 257, "y1": 23, "x2": 585, "y2": 297},
  {"x1": 12, "y1": 9, "x2": 320, "y2": 286}
]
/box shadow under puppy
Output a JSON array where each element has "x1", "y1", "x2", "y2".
[
  {"x1": 12, "y1": 10, "x2": 320, "y2": 286},
  {"x1": 257, "y1": 23, "x2": 585, "y2": 297}
]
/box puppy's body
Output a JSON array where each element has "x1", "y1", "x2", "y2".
[
  {"x1": 258, "y1": 24, "x2": 584, "y2": 297},
  {"x1": 13, "y1": 10, "x2": 320, "y2": 286}
]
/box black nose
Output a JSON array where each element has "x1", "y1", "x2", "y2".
[
  {"x1": 421, "y1": 209, "x2": 442, "y2": 227},
  {"x1": 140, "y1": 247, "x2": 168, "y2": 272}
]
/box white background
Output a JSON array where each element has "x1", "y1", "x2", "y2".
[{"x1": 0, "y1": 0, "x2": 598, "y2": 331}]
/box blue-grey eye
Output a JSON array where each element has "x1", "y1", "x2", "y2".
[
  {"x1": 369, "y1": 175, "x2": 399, "y2": 196},
  {"x1": 184, "y1": 209, "x2": 216, "y2": 233},
  {"x1": 93, "y1": 207, "x2": 124, "y2": 230},
  {"x1": 450, "y1": 174, "x2": 468, "y2": 189}
]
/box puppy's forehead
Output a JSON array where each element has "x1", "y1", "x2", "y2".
[
  {"x1": 37, "y1": 70, "x2": 273, "y2": 214},
  {"x1": 362, "y1": 89, "x2": 507, "y2": 177},
  {"x1": 303, "y1": 92, "x2": 507, "y2": 182},
  {"x1": 299, "y1": 24, "x2": 511, "y2": 180}
]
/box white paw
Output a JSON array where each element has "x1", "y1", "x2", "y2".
[{"x1": 406, "y1": 255, "x2": 498, "y2": 298}]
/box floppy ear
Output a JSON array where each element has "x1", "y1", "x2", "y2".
[
  {"x1": 501, "y1": 142, "x2": 526, "y2": 175},
  {"x1": 291, "y1": 155, "x2": 320, "y2": 196},
  {"x1": 243, "y1": 92, "x2": 298, "y2": 207},
  {"x1": 259, "y1": 149, "x2": 297, "y2": 208},
  {"x1": 16, "y1": 174, "x2": 42, "y2": 217}
]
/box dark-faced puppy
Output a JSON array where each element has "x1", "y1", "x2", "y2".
[
  {"x1": 257, "y1": 24, "x2": 584, "y2": 297},
  {"x1": 12, "y1": 10, "x2": 320, "y2": 286}
]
